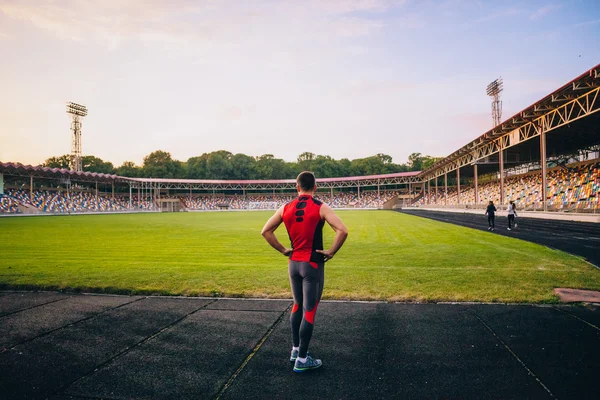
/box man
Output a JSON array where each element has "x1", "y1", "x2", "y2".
[{"x1": 261, "y1": 171, "x2": 348, "y2": 373}]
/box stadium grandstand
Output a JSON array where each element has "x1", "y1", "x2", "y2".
[
  {"x1": 0, "y1": 164, "x2": 420, "y2": 214},
  {"x1": 0, "y1": 64, "x2": 599, "y2": 215}
]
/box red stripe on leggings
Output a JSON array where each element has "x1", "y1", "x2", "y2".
[{"x1": 305, "y1": 301, "x2": 319, "y2": 324}]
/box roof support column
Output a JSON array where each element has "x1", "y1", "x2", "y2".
[
  {"x1": 457, "y1": 168, "x2": 461, "y2": 205},
  {"x1": 474, "y1": 164, "x2": 479, "y2": 204},
  {"x1": 444, "y1": 173, "x2": 448, "y2": 205},
  {"x1": 95, "y1": 181, "x2": 98, "y2": 198},
  {"x1": 358, "y1": 185, "x2": 361, "y2": 199},
  {"x1": 129, "y1": 185, "x2": 132, "y2": 209},
  {"x1": 540, "y1": 128, "x2": 547, "y2": 212},
  {"x1": 377, "y1": 179, "x2": 380, "y2": 198},
  {"x1": 499, "y1": 148, "x2": 504, "y2": 205},
  {"x1": 30, "y1": 175, "x2": 33, "y2": 202},
  {"x1": 112, "y1": 182, "x2": 114, "y2": 200},
  {"x1": 434, "y1": 176, "x2": 438, "y2": 204}
]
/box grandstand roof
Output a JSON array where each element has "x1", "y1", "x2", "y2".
[
  {"x1": 123, "y1": 171, "x2": 422, "y2": 190},
  {"x1": 124, "y1": 171, "x2": 420, "y2": 185},
  {"x1": 0, "y1": 162, "x2": 120, "y2": 183},
  {"x1": 420, "y1": 63, "x2": 600, "y2": 179}
]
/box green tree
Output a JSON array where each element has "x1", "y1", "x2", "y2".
[
  {"x1": 255, "y1": 154, "x2": 288, "y2": 179},
  {"x1": 422, "y1": 156, "x2": 443, "y2": 169},
  {"x1": 231, "y1": 153, "x2": 257, "y2": 179},
  {"x1": 186, "y1": 155, "x2": 208, "y2": 179},
  {"x1": 206, "y1": 151, "x2": 233, "y2": 179},
  {"x1": 407, "y1": 152, "x2": 424, "y2": 171},
  {"x1": 82, "y1": 155, "x2": 115, "y2": 174},
  {"x1": 116, "y1": 161, "x2": 141, "y2": 177},
  {"x1": 43, "y1": 154, "x2": 71, "y2": 169},
  {"x1": 312, "y1": 155, "x2": 341, "y2": 178},
  {"x1": 142, "y1": 150, "x2": 184, "y2": 178},
  {"x1": 297, "y1": 152, "x2": 316, "y2": 172}
]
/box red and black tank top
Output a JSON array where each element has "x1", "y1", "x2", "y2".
[{"x1": 282, "y1": 195, "x2": 325, "y2": 263}]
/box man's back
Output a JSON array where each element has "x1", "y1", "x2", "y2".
[{"x1": 282, "y1": 195, "x2": 325, "y2": 263}]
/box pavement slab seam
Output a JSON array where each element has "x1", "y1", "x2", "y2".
[
  {"x1": 552, "y1": 306, "x2": 600, "y2": 331},
  {"x1": 51, "y1": 395, "x2": 120, "y2": 400},
  {"x1": 0, "y1": 295, "x2": 71, "y2": 319},
  {"x1": 49, "y1": 298, "x2": 218, "y2": 399},
  {"x1": 3, "y1": 296, "x2": 145, "y2": 352},
  {"x1": 472, "y1": 311, "x2": 556, "y2": 399},
  {"x1": 214, "y1": 303, "x2": 293, "y2": 400}
]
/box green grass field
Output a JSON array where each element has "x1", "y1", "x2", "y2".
[{"x1": 1, "y1": 210, "x2": 599, "y2": 302}]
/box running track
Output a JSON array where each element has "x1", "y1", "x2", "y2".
[{"x1": 399, "y1": 209, "x2": 600, "y2": 267}]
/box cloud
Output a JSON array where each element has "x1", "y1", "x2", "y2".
[
  {"x1": 0, "y1": 0, "x2": 211, "y2": 47},
  {"x1": 470, "y1": 7, "x2": 521, "y2": 25},
  {"x1": 0, "y1": 0, "x2": 395, "y2": 51},
  {"x1": 219, "y1": 105, "x2": 245, "y2": 121},
  {"x1": 298, "y1": 0, "x2": 404, "y2": 15},
  {"x1": 331, "y1": 16, "x2": 385, "y2": 37},
  {"x1": 530, "y1": 4, "x2": 561, "y2": 20},
  {"x1": 339, "y1": 79, "x2": 415, "y2": 96},
  {"x1": 573, "y1": 19, "x2": 600, "y2": 28}
]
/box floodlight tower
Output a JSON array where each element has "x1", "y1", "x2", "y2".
[
  {"x1": 66, "y1": 102, "x2": 88, "y2": 172},
  {"x1": 486, "y1": 78, "x2": 503, "y2": 127}
]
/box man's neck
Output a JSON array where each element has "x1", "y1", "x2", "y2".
[{"x1": 298, "y1": 192, "x2": 314, "y2": 197}]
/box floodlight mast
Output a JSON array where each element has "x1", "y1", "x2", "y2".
[
  {"x1": 486, "y1": 78, "x2": 503, "y2": 127},
  {"x1": 66, "y1": 102, "x2": 87, "y2": 172}
]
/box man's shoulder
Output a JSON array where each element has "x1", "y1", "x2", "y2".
[{"x1": 311, "y1": 197, "x2": 323, "y2": 206}]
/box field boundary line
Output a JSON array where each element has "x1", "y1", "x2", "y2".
[
  {"x1": 3, "y1": 296, "x2": 144, "y2": 352},
  {"x1": 552, "y1": 306, "x2": 600, "y2": 331},
  {"x1": 214, "y1": 303, "x2": 292, "y2": 400},
  {"x1": 472, "y1": 312, "x2": 556, "y2": 399},
  {"x1": 50, "y1": 299, "x2": 218, "y2": 398},
  {"x1": 0, "y1": 295, "x2": 71, "y2": 319}
]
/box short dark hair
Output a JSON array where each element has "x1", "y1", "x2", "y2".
[{"x1": 296, "y1": 171, "x2": 316, "y2": 191}]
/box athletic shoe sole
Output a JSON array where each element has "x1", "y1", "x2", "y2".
[{"x1": 293, "y1": 363, "x2": 322, "y2": 373}]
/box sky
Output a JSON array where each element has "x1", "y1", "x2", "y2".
[{"x1": 0, "y1": 0, "x2": 599, "y2": 167}]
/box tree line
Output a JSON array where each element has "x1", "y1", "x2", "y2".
[{"x1": 42, "y1": 151, "x2": 441, "y2": 180}]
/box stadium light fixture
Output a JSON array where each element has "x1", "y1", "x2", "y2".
[
  {"x1": 486, "y1": 78, "x2": 503, "y2": 96},
  {"x1": 66, "y1": 102, "x2": 88, "y2": 117},
  {"x1": 486, "y1": 78, "x2": 503, "y2": 127},
  {"x1": 66, "y1": 102, "x2": 88, "y2": 172}
]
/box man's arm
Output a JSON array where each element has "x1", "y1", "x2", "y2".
[
  {"x1": 316, "y1": 204, "x2": 348, "y2": 261},
  {"x1": 261, "y1": 206, "x2": 293, "y2": 256}
]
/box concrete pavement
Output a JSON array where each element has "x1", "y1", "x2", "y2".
[{"x1": 1, "y1": 291, "x2": 599, "y2": 399}]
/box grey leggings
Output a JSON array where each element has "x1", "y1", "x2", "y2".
[{"x1": 288, "y1": 260, "x2": 325, "y2": 358}]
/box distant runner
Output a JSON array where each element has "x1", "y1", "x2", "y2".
[
  {"x1": 261, "y1": 171, "x2": 348, "y2": 373},
  {"x1": 485, "y1": 200, "x2": 496, "y2": 231},
  {"x1": 507, "y1": 200, "x2": 517, "y2": 230}
]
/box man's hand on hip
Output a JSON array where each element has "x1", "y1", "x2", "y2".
[{"x1": 316, "y1": 249, "x2": 335, "y2": 261}]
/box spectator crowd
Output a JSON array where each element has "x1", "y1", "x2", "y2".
[{"x1": 414, "y1": 161, "x2": 600, "y2": 211}]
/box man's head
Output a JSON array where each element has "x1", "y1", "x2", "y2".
[{"x1": 296, "y1": 171, "x2": 316, "y2": 193}]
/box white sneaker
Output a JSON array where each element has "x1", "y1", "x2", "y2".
[{"x1": 507, "y1": 228, "x2": 511, "y2": 231}]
